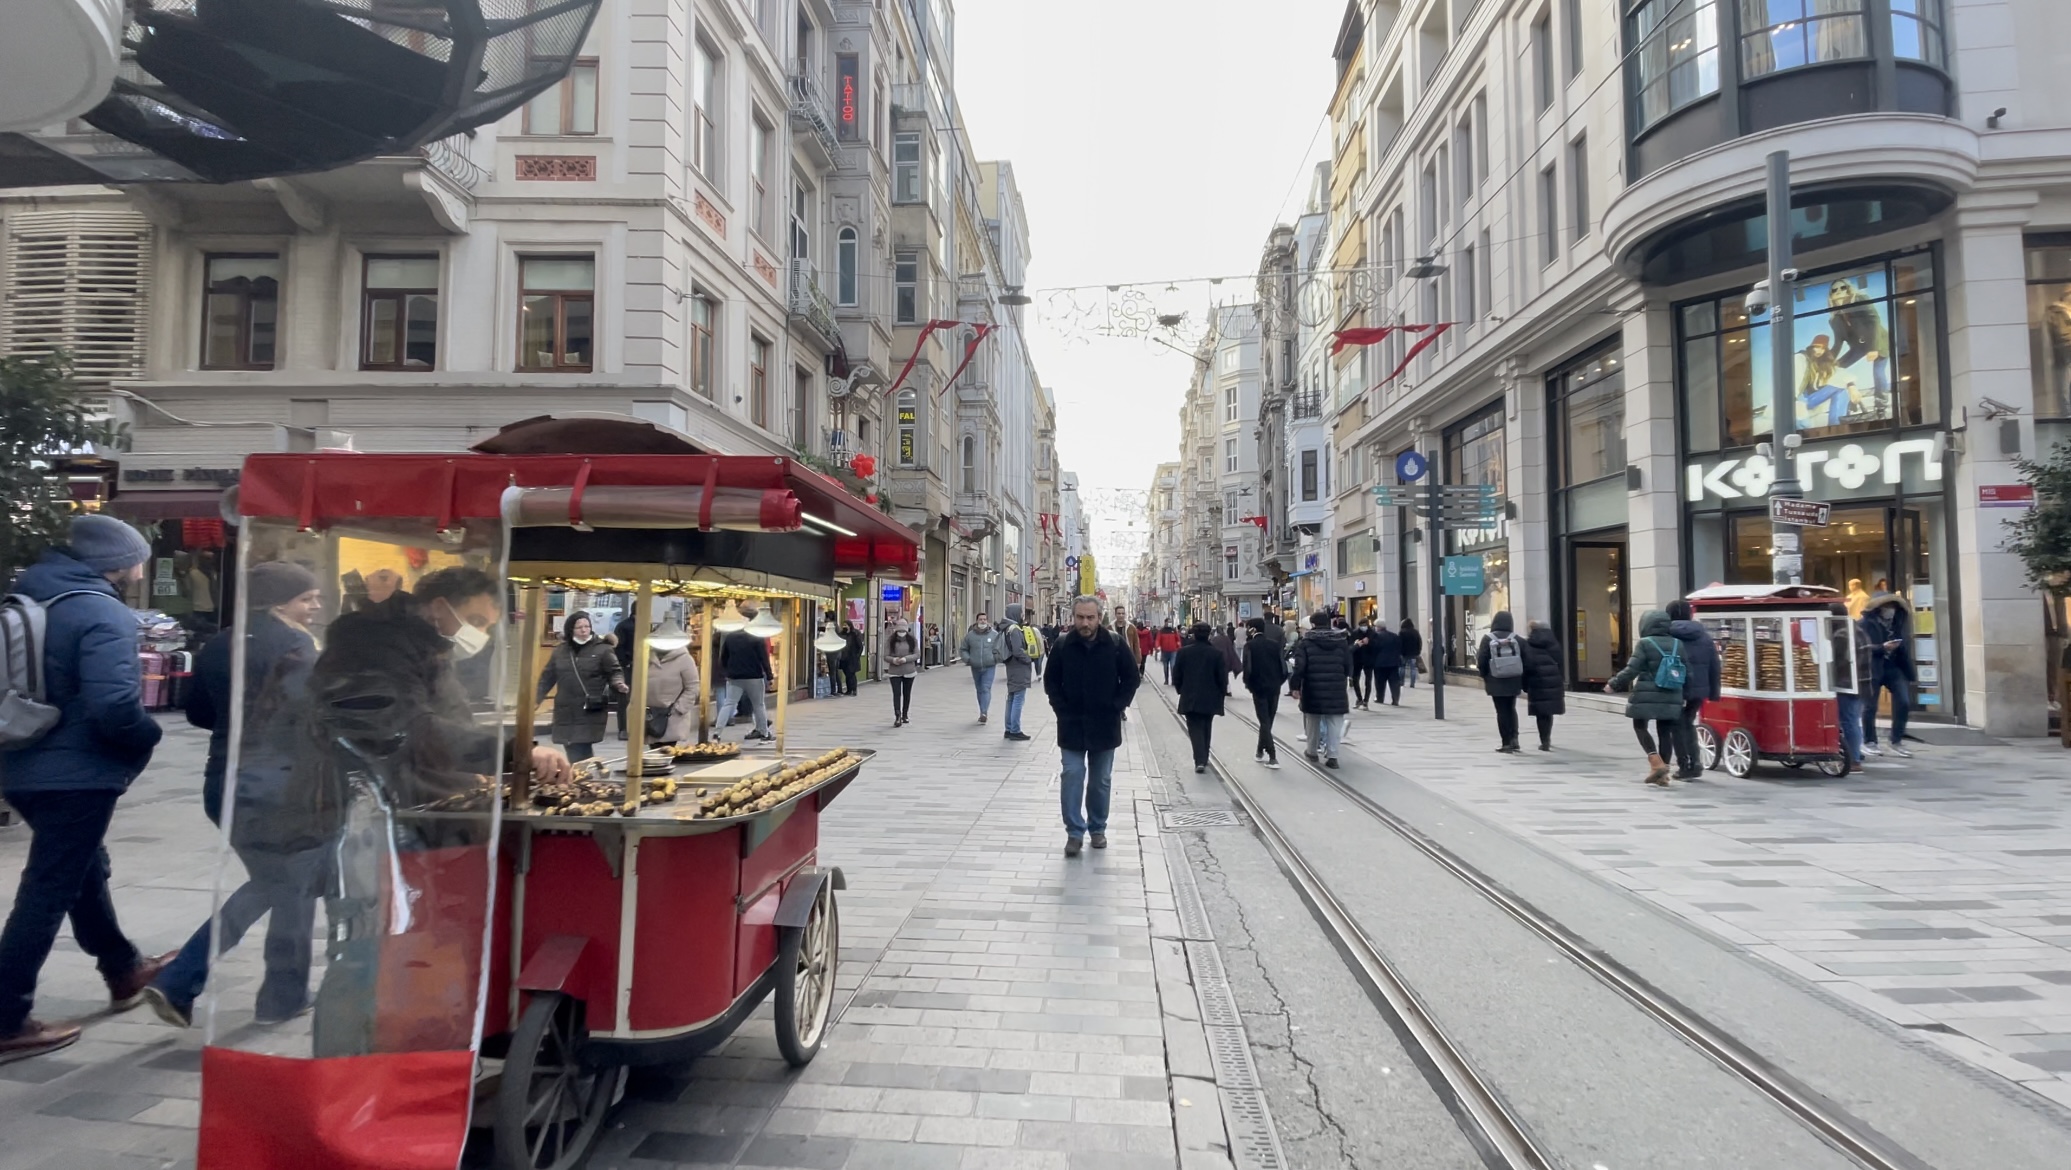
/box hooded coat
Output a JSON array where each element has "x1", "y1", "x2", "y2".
[
  {"x1": 1522, "y1": 626, "x2": 1566, "y2": 717},
  {"x1": 1860, "y1": 594, "x2": 1916, "y2": 682},
  {"x1": 1043, "y1": 626, "x2": 1140, "y2": 751},
  {"x1": 1002, "y1": 604, "x2": 1035, "y2": 693},
  {"x1": 1172, "y1": 633, "x2": 1228, "y2": 716},
  {"x1": 1609, "y1": 609, "x2": 1686, "y2": 721},
  {"x1": 1668, "y1": 616, "x2": 1723, "y2": 702},
  {"x1": 1398, "y1": 621, "x2": 1424, "y2": 665},
  {"x1": 1290, "y1": 626, "x2": 1353, "y2": 715},
  {"x1": 1476, "y1": 612, "x2": 1526, "y2": 699},
  {"x1": 537, "y1": 626, "x2": 625, "y2": 746}
]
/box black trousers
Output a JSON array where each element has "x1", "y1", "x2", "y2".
[
  {"x1": 1351, "y1": 664, "x2": 1371, "y2": 704},
  {"x1": 1252, "y1": 691, "x2": 1279, "y2": 761},
  {"x1": 889, "y1": 675, "x2": 914, "y2": 720},
  {"x1": 1185, "y1": 712, "x2": 1215, "y2": 767},
  {"x1": 1669, "y1": 699, "x2": 1705, "y2": 769},
  {"x1": 1376, "y1": 668, "x2": 1402, "y2": 706},
  {"x1": 1491, "y1": 695, "x2": 1519, "y2": 745},
  {"x1": 841, "y1": 664, "x2": 859, "y2": 695},
  {"x1": 1535, "y1": 713, "x2": 1555, "y2": 746},
  {"x1": 0, "y1": 790, "x2": 141, "y2": 1035},
  {"x1": 1633, "y1": 718, "x2": 1677, "y2": 756}
]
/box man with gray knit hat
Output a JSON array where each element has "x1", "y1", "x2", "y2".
[{"x1": 0, "y1": 514, "x2": 173, "y2": 1064}]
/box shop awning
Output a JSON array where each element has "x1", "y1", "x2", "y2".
[{"x1": 105, "y1": 489, "x2": 229, "y2": 520}]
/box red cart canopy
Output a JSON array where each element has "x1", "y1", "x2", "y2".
[{"x1": 236, "y1": 453, "x2": 920, "y2": 580}]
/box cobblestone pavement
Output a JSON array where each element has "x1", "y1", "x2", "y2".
[
  {"x1": 1288, "y1": 672, "x2": 2071, "y2": 1109},
  {"x1": 0, "y1": 668, "x2": 1217, "y2": 1170}
]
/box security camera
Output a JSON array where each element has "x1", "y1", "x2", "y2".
[
  {"x1": 1780, "y1": 267, "x2": 1801, "y2": 283},
  {"x1": 1988, "y1": 107, "x2": 2009, "y2": 129},
  {"x1": 1746, "y1": 279, "x2": 1773, "y2": 316},
  {"x1": 1978, "y1": 396, "x2": 2021, "y2": 420}
]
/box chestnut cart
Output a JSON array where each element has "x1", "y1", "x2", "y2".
[
  {"x1": 1685, "y1": 583, "x2": 1853, "y2": 778},
  {"x1": 193, "y1": 430, "x2": 920, "y2": 1170}
]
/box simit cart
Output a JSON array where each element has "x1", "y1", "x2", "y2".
[
  {"x1": 1685, "y1": 583, "x2": 1854, "y2": 778},
  {"x1": 193, "y1": 429, "x2": 921, "y2": 1170}
]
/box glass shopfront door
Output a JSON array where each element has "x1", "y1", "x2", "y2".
[{"x1": 1568, "y1": 540, "x2": 1628, "y2": 687}]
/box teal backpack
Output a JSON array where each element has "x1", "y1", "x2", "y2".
[{"x1": 1652, "y1": 636, "x2": 1687, "y2": 691}]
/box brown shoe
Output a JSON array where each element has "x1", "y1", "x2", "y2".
[
  {"x1": 0, "y1": 1019, "x2": 82, "y2": 1065},
  {"x1": 1644, "y1": 753, "x2": 1672, "y2": 787},
  {"x1": 108, "y1": 951, "x2": 178, "y2": 1012},
  {"x1": 1090, "y1": 833, "x2": 1108, "y2": 850}
]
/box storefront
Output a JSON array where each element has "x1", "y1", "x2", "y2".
[
  {"x1": 1443, "y1": 401, "x2": 1510, "y2": 669},
  {"x1": 1548, "y1": 341, "x2": 1629, "y2": 688},
  {"x1": 1676, "y1": 248, "x2": 1957, "y2": 718}
]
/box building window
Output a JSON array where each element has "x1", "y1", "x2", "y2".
[
  {"x1": 524, "y1": 57, "x2": 598, "y2": 135},
  {"x1": 694, "y1": 38, "x2": 722, "y2": 181},
  {"x1": 961, "y1": 434, "x2": 977, "y2": 492},
  {"x1": 791, "y1": 178, "x2": 813, "y2": 266},
  {"x1": 791, "y1": 367, "x2": 811, "y2": 450},
  {"x1": 1224, "y1": 382, "x2": 1238, "y2": 423},
  {"x1": 1453, "y1": 114, "x2": 1474, "y2": 213},
  {"x1": 1220, "y1": 346, "x2": 1240, "y2": 371},
  {"x1": 1224, "y1": 546, "x2": 1239, "y2": 581},
  {"x1": 1570, "y1": 135, "x2": 1591, "y2": 242},
  {"x1": 1629, "y1": 0, "x2": 1719, "y2": 131},
  {"x1": 2026, "y1": 237, "x2": 2071, "y2": 419},
  {"x1": 1564, "y1": 0, "x2": 1584, "y2": 79},
  {"x1": 897, "y1": 389, "x2": 918, "y2": 466},
  {"x1": 1225, "y1": 437, "x2": 1238, "y2": 473},
  {"x1": 1532, "y1": 12, "x2": 1554, "y2": 112},
  {"x1": 894, "y1": 250, "x2": 919, "y2": 323},
  {"x1": 893, "y1": 132, "x2": 923, "y2": 203},
  {"x1": 874, "y1": 74, "x2": 887, "y2": 148},
  {"x1": 1741, "y1": 0, "x2": 1867, "y2": 80},
  {"x1": 750, "y1": 335, "x2": 771, "y2": 426},
  {"x1": 1539, "y1": 164, "x2": 1560, "y2": 266},
  {"x1": 1472, "y1": 91, "x2": 1489, "y2": 183},
  {"x1": 518, "y1": 256, "x2": 594, "y2": 371},
  {"x1": 1301, "y1": 449, "x2": 1319, "y2": 501},
  {"x1": 360, "y1": 255, "x2": 438, "y2": 370},
  {"x1": 1419, "y1": 159, "x2": 1439, "y2": 247},
  {"x1": 1891, "y1": 0, "x2": 1945, "y2": 67},
  {"x1": 201, "y1": 253, "x2": 281, "y2": 370},
  {"x1": 836, "y1": 227, "x2": 859, "y2": 306},
  {"x1": 1443, "y1": 404, "x2": 1509, "y2": 668},
  {"x1": 1460, "y1": 243, "x2": 1477, "y2": 324},
  {"x1": 1678, "y1": 252, "x2": 1940, "y2": 450},
  {"x1": 688, "y1": 293, "x2": 715, "y2": 396},
  {"x1": 750, "y1": 115, "x2": 776, "y2": 241},
  {"x1": 1554, "y1": 343, "x2": 1628, "y2": 496}
]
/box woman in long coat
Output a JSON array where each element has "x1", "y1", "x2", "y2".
[
  {"x1": 1521, "y1": 619, "x2": 1566, "y2": 751},
  {"x1": 537, "y1": 612, "x2": 627, "y2": 761},
  {"x1": 1172, "y1": 623, "x2": 1229, "y2": 774},
  {"x1": 644, "y1": 642, "x2": 701, "y2": 746}
]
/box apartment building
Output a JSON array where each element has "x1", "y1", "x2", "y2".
[
  {"x1": 1254, "y1": 163, "x2": 1339, "y2": 620},
  {"x1": 1316, "y1": 0, "x2": 2071, "y2": 735}
]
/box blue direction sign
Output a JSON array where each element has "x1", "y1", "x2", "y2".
[
  {"x1": 1395, "y1": 451, "x2": 1429, "y2": 483},
  {"x1": 1441, "y1": 555, "x2": 1486, "y2": 596},
  {"x1": 1065, "y1": 555, "x2": 1081, "y2": 571}
]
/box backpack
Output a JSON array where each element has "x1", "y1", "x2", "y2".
[
  {"x1": 0, "y1": 590, "x2": 100, "y2": 749},
  {"x1": 1486, "y1": 632, "x2": 1524, "y2": 678},
  {"x1": 1019, "y1": 624, "x2": 1042, "y2": 659},
  {"x1": 1652, "y1": 636, "x2": 1687, "y2": 691}
]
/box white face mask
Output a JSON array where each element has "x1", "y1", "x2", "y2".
[
  {"x1": 572, "y1": 631, "x2": 592, "y2": 645},
  {"x1": 448, "y1": 622, "x2": 491, "y2": 659}
]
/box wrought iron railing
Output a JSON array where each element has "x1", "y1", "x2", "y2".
[
  {"x1": 788, "y1": 259, "x2": 841, "y2": 348},
  {"x1": 418, "y1": 134, "x2": 488, "y2": 190},
  {"x1": 787, "y1": 73, "x2": 842, "y2": 163}
]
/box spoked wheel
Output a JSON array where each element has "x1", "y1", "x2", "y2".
[
  {"x1": 1814, "y1": 757, "x2": 1850, "y2": 777},
  {"x1": 774, "y1": 879, "x2": 839, "y2": 1067},
  {"x1": 494, "y1": 992, "x2": 623, "y2": 1170},
  {"x1": 1694, "y1": 725, "x2": 1719, "y2": 771},
  {"x1": 1719, "y1": 729, "x2": 1757, "y2": 778}
]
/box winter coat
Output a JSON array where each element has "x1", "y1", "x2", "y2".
[
  {"x1": 1290, "y1": 627, "x2": 1354, "y2": 716},
  {"x1": 883, "y1": 628, "x2": 921, "y2": 678},
  {"x1": 719, "y1": 628, "x2": 772, "y2": 681},
  {"x1": 1398, "y1": 623, "x2": 1424, "y2": 665},
  {"x1": 1832, "y1": 616, "x2": 1876, "y2": 694},
  {"x1": 188, "y1": 609, "x2": 317, "y2": 824},
  {"x1": 1002, "y1": 622, "x2": 1035, "y2": 693},
  {"x1": 1860, "y1": 595, "x2": 1916, "y2": 683},
  {"x1": 1209, "y1": 633, "x2": 1241, "y2": 676},
  {"x1": 1156, "y1": 630, "x2": 1181, "y2": 654},
  {"x1": 1476, "y1": 629, "x2": 1527, "y2": 699},
  {"x1": 960, "y1": 625, "x2": 1002, "y2": 669},
  {"x1": 1241, "y1": 632, "x2": 1289, "y2": 696},
  {"x1": 1668, "y1": 618, "x2": 1723, "y2": 702},
  {"x1": 1522, "y1": 627, "x2": 1566, "y2": 717},
  {"x1": 644, "y1": 648, "x2": 700, "y2": 743},
  {"x1": 1137, "y1": 626, "x2": 1157, "y2": 661},
  {"x1": 537, "y1": 638, "x2": 624, "y2": 746},
  {"x1": 1367, "y1": 627, "x2": 1403, "y2": 673},
  {"x1": 1608, "y1": 610, "x2": 1687, "y2": 721},
  {"x1": 1043, "y1": 627, "x2": 1140, "y2": 751},
  {"x1": 1172, "y1": 639, "x2": 1228, "y2": 717},
  {"x1": 0, "y1": 550, "x2": 163, "y2": 797},
  {"x1": 841, "y1": 627, "x2": 864, "y2": 670}
]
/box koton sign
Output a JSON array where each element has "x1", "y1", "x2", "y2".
[{"x1": 1685, "y1": 436, "x2": 1943, "y2": 503}]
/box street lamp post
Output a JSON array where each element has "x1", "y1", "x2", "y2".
[{"x1": 1765, "y1": 150, "x2": 1804, "y2": 585}]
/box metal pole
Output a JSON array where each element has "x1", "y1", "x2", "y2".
[
  {"x1": 1766, "y1": 150, "x2": 1803, "y2": 585},
  {"x1": 623, "y1": 581, "x2": 654, "y2": 806},
  {"x1": 1427, "y1": 455, "x2": 1445, "y2": 721}
]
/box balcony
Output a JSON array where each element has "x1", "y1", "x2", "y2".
[
  {"x1": 787, "y1": 72, "x2": 842, "y2": 171},
  {"x1": 1292, "y1": 389, "x2": 1323, "y2": 419},
  {"x1": 788, "y1": 259, "x2": 841, "y2": 350}
]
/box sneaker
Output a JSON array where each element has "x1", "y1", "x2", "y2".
[
  {"x1": 0, "y1": 1019, "x2": 81, "y2": 1065},
  {"x1": 1064, "y1": 836, "x2": 1083, "y2": 857},
  {"x1": 1303, "y1": 750, "x2": 1319, "y2": 763},
  {"x1": 979, "y1": 713, "x2": 988, "y2": 724},
  {"x1": 141, "y1": 985, "x2": 192, "y2": 1029},
  {"x1": 1264, "y1": 758, "x2": 1281, "y2": 770},
  {"x1": 109, "y1": 950, "x2": 177, "y2": 1012},
  {"x1": 1325, "y1": 757, "x2": 1341, "y2": 769},
  {"x1": 1254, "y1": 750, "x2": 1267, "y2": 763},
  {"x1": 1194, "y1": 764, "x2": 1206, "y2": 774},
  {"x1": 1296, "y1": 730, "x2": 1307, "y2": 741},
  {"x1": 1888, "y1": 745, "x2": 1913, "y2": 758},
  {"x1": 1090, "y1": 833, "x2": 1108, "y2": 850},
  {"x1": 1863, "y1": 743, "x2": 1883, "y2": 756}
]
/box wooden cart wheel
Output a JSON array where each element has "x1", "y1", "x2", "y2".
[
  {"x1": 774, "y1": 879, "x2": 839, "y2": 1067},
  {"x1": 1719, "y1": 729, "x2": 1757, "y2": 778},
  {"x1": 1694, "y1": 725, "x2": 1719, "y2": 771},
  {"x1": 1814, "y1": 758, "x2": 1849, "y2": 777},
  {"x1": 495, "y1": 992, "x2": 623, "y2": 1170}
]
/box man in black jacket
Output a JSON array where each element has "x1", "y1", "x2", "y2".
[
  {"x1": 1043, "y1": 596, "x2": 1140, "y2": 857},
  {"x1": 1241, "y1": 617, "x2": 1287, "y2": 768},
  {"x1": 718, "y1": 603, "x2": 775, "y2": 740},
  {"x1": 1290, "y1": 612, "x2": 1353, "y2": 768},
  {"x1": 1368, "y1": 623, "x2": 1404, "y2": 707}
]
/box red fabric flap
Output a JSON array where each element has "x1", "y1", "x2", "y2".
[{"x1": 198, "y1": 1047, "x2": 474, "y2": 1170}]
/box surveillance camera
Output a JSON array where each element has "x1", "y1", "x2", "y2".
[
  {"x1": 1780, "y1": 267, "x2": 1800, "y2": 283},
  {"x1": 1745, "y1": 279, "x2": 1773, "y2": 316}
]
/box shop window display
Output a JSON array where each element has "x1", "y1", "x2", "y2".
[
  {"x1": 2024, "y1": 236, "x2": 2071, "y2": 419},
  {"x1": 1444, "y1": 404, "x2": 1509, "y2": 667}
]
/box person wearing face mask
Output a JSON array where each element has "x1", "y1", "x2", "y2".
[
  {"x1": 537, "y1": 612, "x2": 628, "y2": 763},
  {"x1": 644, "y1": 632, "x2": 700, "y2": 747},
  {"x1": 1859, "y1": 593, "x2": 1917, "y2": 758},
  {"x1": 884, "y1": 620, "x2": 921, "y2": 726},
  {"x1": 143, "y1": 561, "x2": 328, "y2": 1028}
]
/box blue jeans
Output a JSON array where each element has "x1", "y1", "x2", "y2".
[
  {"x1": 1864, "y1": 671, "x2": 1912, "y2": 746},
  {"x1": 971, "y1": 665, "x2": 996, "y2": 715},
  {"x1": 0, "y1": 790, "x2": 141, "y2": 1035},
  {"x1": 1836, "y1": 692, "x2": 1865, "y2": 764},
  {"x1": 1801, "y1": 383, "x2": 1853, "y2": 426},
  {"x1": 1005, "y1": 688, "x2": 1027, "y2": 735},
  {"x1": 1059, "y1": 748, "x2": 1115, "y2": 838},
  {"x1": 154, "y1": 847, "x2": 325, "y2": 1016},
  {"x1": 718, "y1": 678, "x2": 771, "y2": 736}
]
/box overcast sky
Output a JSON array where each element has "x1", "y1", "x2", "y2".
[{"x1": 955, "y1": 0, "x2": 1344, "y2": 509}]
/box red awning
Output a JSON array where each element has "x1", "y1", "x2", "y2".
[{"x1": 236, "y1": 453, "x2": 919, "y2": 579}]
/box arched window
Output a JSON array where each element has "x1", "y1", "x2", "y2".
[
  {"x1": 961, "y1": 434, "x2": 977, "y2": 493},
  {"x1": 837, "y1": 227, "x2": 859, "y2": 306}
]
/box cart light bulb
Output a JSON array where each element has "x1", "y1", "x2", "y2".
[
  {"x1": 814, "y1": 633, "x2": 848, "y2": 653},
  {"x1": 746, "y1": 609, "x2": 785, "y2": 638}
]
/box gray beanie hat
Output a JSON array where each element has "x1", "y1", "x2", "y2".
[
  {"x1": 248, "y1": 560, "x2": 321, "y2": 610},
  {"x1": 66, "y1": 514, "x2": 152, "y2": 574}
]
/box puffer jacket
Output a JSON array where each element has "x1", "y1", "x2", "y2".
[
  {"x1": 1861, "y1": 594, "x2": 1916, "y2": 683},
  {"x1": 0, "y1": 549, "x2": 162, "y2": 796},
  {"x1": 1523, "y1": 626, "x2": 1566, "y2": 717},
  {"x1": 1290, "y1": 627, "x2": 1353, "y2": 715},
  {"x1": 959, "y1": 625, "x2": 1002, "y2": 669},
  {"x1": 1609, "y1": 609, "x2": 1686, "y2": 721},
  {"x1": 537, "y1": 638, "x2": 624, "y2": 746},
  {"x1": 1476, "y1": 624, "x2": 1527, "y2": 699},
  {"x1": 1668, "y1": 617, "x2": 1722, "y2": 702},
  {"x1": 188, "y1": 608, "x2": 318, "y2": 823}
]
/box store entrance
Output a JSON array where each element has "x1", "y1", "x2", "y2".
[
  {"x1": 1568, "y1": 538, "x2": 1628, "y2": 688},
  {"x1": 1728, "y1": 505, "x2": 1925, "y2": 600}
]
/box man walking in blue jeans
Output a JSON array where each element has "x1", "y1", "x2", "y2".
[
  {"x1": 1043, "y1": 595, "x2": 1140, "y2": 857},
  {"x1": 960, "y1": 612, "x2": 1001, "y2": 724}
]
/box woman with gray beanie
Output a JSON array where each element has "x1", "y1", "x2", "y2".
[{"x1": 536, "y1": 612, "x2": 627, "y2": 762}]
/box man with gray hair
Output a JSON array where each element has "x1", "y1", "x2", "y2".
[{"x1": 1042, "y1": 596, "x2": 1139, "y2": 856}]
